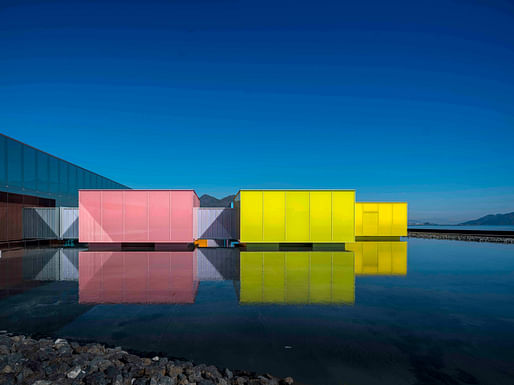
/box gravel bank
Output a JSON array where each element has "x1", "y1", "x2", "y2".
[
  {"x1": 0, "y1": 332, "x2": 294, "y2": 385},
  {"x1": 408, "y1": 231, "x2": 514, "y2": 244}
]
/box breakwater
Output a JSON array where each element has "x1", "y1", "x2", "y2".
[{"x1": 408, "y1": 229, "x2": 514, "y2": 244}]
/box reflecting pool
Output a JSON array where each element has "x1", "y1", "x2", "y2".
[{"x1": 0, "y1": 239, "x2": 513, "y2": 385}]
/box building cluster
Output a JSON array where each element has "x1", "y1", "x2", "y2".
[{"x1": 79, "y1": 189, "x2": 407, "y2": 246}]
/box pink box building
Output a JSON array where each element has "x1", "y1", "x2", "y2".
[
  {"x1": 79, "y1": 190, "x2": 200, "y2": 244},
  {"x1": 79, "y1": 251, "x2": 198, "y2": 304}
]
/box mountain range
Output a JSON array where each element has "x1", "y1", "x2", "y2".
[
  {"x1": 460, "y1": 212, "x2": 514, "y2": 225},
  {"x1": 199, "y1": 194, "x2": 235, "y2": 207}
]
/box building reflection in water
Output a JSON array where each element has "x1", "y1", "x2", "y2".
[
  {"x1": 2, "y1": 242, "x2": 407, "y2": 305},
  {"x1": 346, "y1": 242, "x2": 407, "y2": 276},
  {"x1": 78, "y1": 251, "x2": 199, "y2": 304},
  {"x1": 239, "y1": 251, "x2": 355, "y2": 305}
]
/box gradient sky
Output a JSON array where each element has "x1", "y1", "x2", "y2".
[{"x1": 1, "y1": 0, "x2": 513, "y2": 223}]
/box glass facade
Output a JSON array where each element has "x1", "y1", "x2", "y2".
[{"x1": 0, "y1": 134, "x2": 127, "y2": 207}]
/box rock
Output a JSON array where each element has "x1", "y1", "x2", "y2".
[
  {"x1": 157, "y1": 376, "x2": 176, "y2": 385},
  {"x1": 67, "y1": 366, "x2": 83, "y2": 379},
  {"x1": 84, "y1": 371, "x2": 108, "y2": 385},
  {"x1": 224, "y1": 368, "x2": 233, "y2": 379},
  {"x1": 166, "y1": 364, "x2": 183, "y2": 377},
  {"x1": 97, "y1": 359, "x2": 114, "y2": 371},
  {"x1": 0, "y1": 332, "x2": 292, "y2": 385}
]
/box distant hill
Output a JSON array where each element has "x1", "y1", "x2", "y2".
[
  {"x1": 408, "y1": 220, "x2": 439, "y2": 226},
  {"x1": 199, "y1": 194, "x2": 235, "y2": 207},
  {"x1": 460, "y1": 212, "x2": 514, "y2": 225}
]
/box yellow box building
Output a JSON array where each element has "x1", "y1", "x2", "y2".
[
  {"x1": 234, "y1": 190, "x2": 355, "y2": 243},
  {"x1": 239, "y1": 251, "x2": 355, "y2": 304},
  {"x1": 345, "y1": 241, "x2": 407, "y2": 275},
  {"x1": 355, "y1": 202, "x2": 407, "y2": 238}
]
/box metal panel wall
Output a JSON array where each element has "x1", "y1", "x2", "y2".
[
  {"x1": 79, "y1": 190, "x2": 199, "y2": 243},
  {"x1": 60, "y1": 207, "x2": 79, "y2": 239},
  {"x1": 23, "y1": 207, "x2": 79, "y2": 240},
  {"x1": 239, "y1": 190, "x2": 355, "y2": 243},
  {"x1": 197, "y1": 208, "x2": 237, "y2": 240},
  {"x1": 23, "y1": 207, "x2": 59, "y2": 239},
  {"x1": 355, "y1": 202, "x2": 408, "y2": 237}
]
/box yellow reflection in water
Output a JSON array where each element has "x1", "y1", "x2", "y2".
[
  {"x1": 240, "y1": 251, "x2": 355, "y2": 305},
  {"x1": 346, "y1": 241, "x2": 407, "y2": 275},
  {"x1": 239, "y1": 242, "x2": 407, "y2": 305}
]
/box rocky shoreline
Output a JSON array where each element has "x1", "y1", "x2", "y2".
[
  {"x1": 0, "y1": 332, "x2": 294, "y2": 385},
  {"x1": 408, "y1": 231, "x2": 514, "y2": 244}
]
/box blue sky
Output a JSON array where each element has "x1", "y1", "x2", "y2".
[{"x1": 1, "y1": 0, "x2": 513, "y2": 223}]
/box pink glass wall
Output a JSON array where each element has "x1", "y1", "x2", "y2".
[
  {"x1": 79, "y1": 190, "x2": 200, "y2": 243},
  {"x1": 78, "y1": 251, "x2": 198, "y2": 304}
]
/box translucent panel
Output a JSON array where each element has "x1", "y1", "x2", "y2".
[
  {"x1": 0, "y1": 135, "x2": 7, "y2": 187},
  {"x1": 262, "y1": 191, "x2": 285, "y2": 242},
  {"x1": 78, "y1": 190, "x2": 102, "y2": 242},
  {"x1": 23, "y1": 146, "x2": 37, "y2": 191},
  {"x1": 240, "y1": 191, "x2": 263, "y2": 242},
  {"x1": 392, "y1": 203, "x2": 408, "y2": 236},
  {"x1": 170, "y1": 191, "x2": 193, "y2": 242},
  {"x1": 332, "y1": 191, "x2": 355, "y2": 242},
  {"x1": 7, "y1": 139, "x2": 23, "y2": 189},
  {"x1": 124, "y1": 191, "x2": 149, "y2": 241},
  {"x1": 149, "y1": 191, "x2": 170, "y2": 241},
  {"x1": 309, "y1": 192, "x2": 332, "y2": 241},
  {"x1": 285, "y1": 192, "x2": 309, "y2": 241},
  {"x1": 378, "y1": 204, "x2": 393, "y2": 236},
  {"x1": 363, "y1": 212, "x2": 379, "y2": 236},
  {"x1": 101, "y1": 191, "x2": 123, "y2": 241}
]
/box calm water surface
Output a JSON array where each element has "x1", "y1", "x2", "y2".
[{"x1": 0, "y1": 239, "x2": 513, "y2": 385}]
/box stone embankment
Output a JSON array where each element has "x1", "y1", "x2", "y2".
[
  {"x1": 408, "y1": 231, "x2": 514, "y2": 244},
  {"x1": 0, "y1": 333, "x2": 294, "y2": 385}
]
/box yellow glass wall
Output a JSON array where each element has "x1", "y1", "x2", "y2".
[
  {"x1": 355, "y1": 202, "x2": 407, "y2": 237},
  {"x1": 239, "y1": 190, "x2": 355, "y2": 243},
  {"x1": 346, "y1": 241, "x2": 407, "y2": 275},
  {"x1": 240, "y1": 251, "x2": 355, "y2": 304}
]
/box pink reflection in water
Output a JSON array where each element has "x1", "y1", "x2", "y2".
[{"x1": 79, "y1": 250, "x2": 198, "y2": 304}]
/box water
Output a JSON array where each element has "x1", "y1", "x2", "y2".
[
  {"x1": 0, "y1": 239, "x2": 513, "y2": 385},
  {"x1": 409, "y1": 225, "x2": 514, "y2": 231}
]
